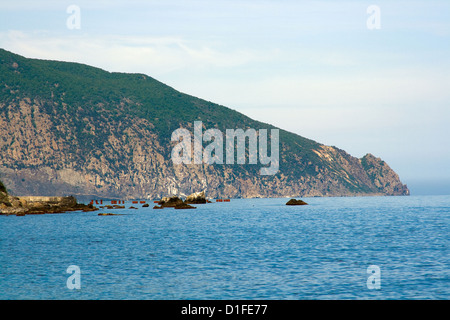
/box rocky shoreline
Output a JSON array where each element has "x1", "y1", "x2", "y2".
[
  {"x1": 0, "y1": 185, "x2": 210, "y2": 215},
  {"x1": 0, "y1": 194, "x2": 98, "y2": 216},
  {"x1": 1, "y1": 179, "x2": 310, "y2": 215}
]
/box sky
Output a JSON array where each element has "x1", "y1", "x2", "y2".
[{"x1": 0, "y1": 0, "x2": 449, "y2": 195}]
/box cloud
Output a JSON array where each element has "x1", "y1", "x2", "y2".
[
  {"x1": 185, "y1": 66, "x2": 450, "y2": 111},
  {"x1": 2, "y1": 29, "x2": 448, "y2": 124},
  {"x1": 0, "y1": 30, "x2": 273, "y2": 76},
  {"x1": 1, "y1": 14, "x2": 449, "y2": 183}
]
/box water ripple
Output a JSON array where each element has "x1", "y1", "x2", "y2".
[{"x1": 0, "y1": 195, "x2": 449, "y2": 299}]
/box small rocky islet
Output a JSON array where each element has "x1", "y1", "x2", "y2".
[
  {"x1": 153, "y1": 191, "x2": 209, "y2": 210},
  {"x1": 285, "y1": 199, "x2": 308, "y2": 206}
]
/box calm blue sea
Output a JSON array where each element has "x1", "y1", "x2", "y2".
[{"x1": 0, "y1": 195, "x2": 448, "y2": 300}]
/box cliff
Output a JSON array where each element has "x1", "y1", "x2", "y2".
[{"x1": 0, "y1": 49, "x2": 409, "y2": 199}]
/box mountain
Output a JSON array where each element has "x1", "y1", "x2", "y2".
[{"x1": 0, "y1": 49, "x2": 409, "y2": 199}]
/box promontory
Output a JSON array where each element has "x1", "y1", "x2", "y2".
[{"x1": 0, "y1": 49, "x2": 409, "y2": 199}]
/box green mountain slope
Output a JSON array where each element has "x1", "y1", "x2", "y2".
[{"x1": 0, "y1": 49, "x2": 409, "y2": 199}]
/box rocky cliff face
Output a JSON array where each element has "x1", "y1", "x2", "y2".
[
  {"x1": 0, "y1": 97, "x2": 409, "y2": 199},
  {"x1": 0, "y1": 49, "x2": 409, "y2": 199},
  {"x1": 361, "y1": 153, "x2": 410, "y2": 195}
]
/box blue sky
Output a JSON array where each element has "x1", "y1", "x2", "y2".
[{"x1": 1, "y1": 0, "x2": 449, "y2": 194}]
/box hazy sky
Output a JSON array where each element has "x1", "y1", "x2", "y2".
[{"x1": 1, "y1": 0, "x2": 449, "y2": 194}]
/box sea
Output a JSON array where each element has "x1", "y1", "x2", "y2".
[{"x1": 0, "y1": 195, "x2": 448, "y2": 300}]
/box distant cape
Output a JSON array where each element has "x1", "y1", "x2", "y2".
[{"x1": 0, "y1": 49, "x2": 409, "y2": 199}]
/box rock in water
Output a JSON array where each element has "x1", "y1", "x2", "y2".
[
  {"x1": 286, "y1": 199, "x2": 308, "y2": 206},
  {"x1": 157, "y1": 196, "x2": 197, "y2": 209},
  {"x1": 185, "y1": 191, "x2": 207, "y2": 204},
  {"x1": 174, "y1": 203, "x2": 196, "y2": 210},
  {"x1": 158, "y1": 196, "x2": 184, "y2": 208}
]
